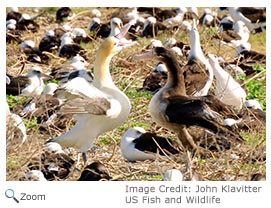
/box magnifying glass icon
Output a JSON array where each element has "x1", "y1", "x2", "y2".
[{"x1": 5, "y1": 189, "x2": 19, "y2": 203}]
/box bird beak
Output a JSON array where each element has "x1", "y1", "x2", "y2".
[
  {"x1": 133, "y1": 50, "x2": 154, "y2": 60},
  {"x1": 115, "y1": 23, "x2": 138, "y2": 49},
  {"x1": 41, "y1": 72, "x2": 53, "y2": 80},
  {"x1": 115, "y1": 23, "x2": 131, "y2": 40}
]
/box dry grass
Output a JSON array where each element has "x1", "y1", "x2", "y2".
[{"x1": 6, "y1": 7, "x2": 266, "y2": 181}]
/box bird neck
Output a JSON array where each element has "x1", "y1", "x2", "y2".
[
  {"x1": 212, "y1": 61, "x2": 228, "y2": 78},
  {"x1": 189, "y1": 37, "x2": 206, "y2": 64},
  {"x1": 93, "y1": 51, "x2": 115, "y2": 88},
  {"x1": 199, "y1": 61, "x2": 214, "y2": 96},
  {"x1": 110, "y1": 27, "x2": 121, "y2": 37},
  {"x1": 163, "y1": 60, "x2": 186, "y2": 96}
]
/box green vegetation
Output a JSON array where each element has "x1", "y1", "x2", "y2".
[{"x1": 6, "y1": 95, "x2": 28, "y2": 109}]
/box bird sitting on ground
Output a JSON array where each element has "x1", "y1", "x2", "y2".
[
  {"x1": 27, "y1": 142, "x2": 75, "y2": 181},
  {"x1": 137, "y1": 62, "x2": 168, "y2": 94},
  {"x1": 78, "y1": 161, "x2": 111, "y2": 181},
  {"x1": 6, "y1": 66, "x2": 51, "y2": 97},
  {"x1": 120, "y1": 127, "x2": 180, "y2": 162},
  {"x1": 56, "y1": 7, "x2": 75, "y2": 22},
  {"x1": 89, "y1": 17, "x2": 124, "y2": 39},
  {"x1": 228, "y1": 7, "x2": 266, "y2": 32},
  {"x1": 213, "y1": 20, "x2": 250, "y2": 47},
  {"x1": 234, "y1": 42, "x2": 266, "y2": 64},
  {"x1": 141, "y1": 16, "x2": 167, "y2": 38},
  {"x1": 58, "y1": 32, "x2": 88, "y2": 60}
]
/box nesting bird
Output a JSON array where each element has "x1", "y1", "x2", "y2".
[
  {"x1": 78, "y1": 161, "x2": 111, "y2": 181},
  {"x1": 19, "y1": 83, "x2": 61, "y2": 124},
  {"x1": 39, "y1": 29, "x2": 61, "y2": 52},
  {"x1": 162, "y1": 7, "x2": 187, "y2": 25},
  {"x1": 89, "y1": 17, "x2": 124, "y2": 39},
  {"x1": 228, "y1": 7, "x2": 266, "y2": 32},
  {"x1": 142, "y1": 16, "x2": 167, "y2": 38},
  {"x1": 16, "y1": 13, "x2": 40, "y2": 32},
  {"x1": 58, "y1": 32, "x2": 87, "y2": 59},
  {"x1": 56, "y1": 7, "x2": 75, "y2": 22},
  {"x1": 27, "y1": 144, "x2": 75, "y2": 181},
  {"x1": 199, "y1": 8, "x2": 218, "y2": 27},
  {"x1": 138, "y1": 62, "x2": 168, "y2": 94},
  {"x1": 120, "y1": 127, "x2": 179, "y2": 162},
  {"x1": 214, "y1": 20, "x2": 250, "y2": 47},
  {"x1": 6, "y1": 66, "x2": 50, "y2": 97},
  {"x1": 218, "y1": 16, "x2": 234, "y2": 32},
  {"x1": 49, "y1": 55, "x2": 90, "y2": 82},
  {"x1": 234, "y1": 42, "x2": 266, "y2": 64}
]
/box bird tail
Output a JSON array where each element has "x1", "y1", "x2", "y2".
[{"x1": 206, "y1": 120, "x2": 243, "y2": 141}]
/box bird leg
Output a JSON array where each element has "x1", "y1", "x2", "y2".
[
  {"x1": 82, "y1": 152, "x2": 87, "y2": 164},
  {"x1": 177, "y1": 127, "x2": 198, "y2": 151}
]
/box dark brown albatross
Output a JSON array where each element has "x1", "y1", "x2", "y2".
[{"x1": 134, "y1": 47, "x2": 240, "y2": 151}]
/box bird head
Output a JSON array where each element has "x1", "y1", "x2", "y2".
[
  {"x1": 109, "y1": 17, "x2": 123, "y2": 36},
  {"x1": 28, "y1": 66, "x2": 52, "y2": 79},
  {"x1": 99, "y1": 23, "x2": 137, "y2": 57},
  {"x1": 89, "y1": 17, "x2": 101, "y2": 30},
  {"x1": 123, "y1": 127, "x2": 146, "y2": 139}
]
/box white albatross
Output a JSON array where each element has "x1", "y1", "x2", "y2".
[
  {"x1": 46, "y1": 23, "x2": 135, "y2": 163},
  {"x1": 208, "y1": 53, "x2": 247, "y2": 110}
]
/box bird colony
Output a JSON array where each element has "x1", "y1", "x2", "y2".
[{"x1": 6, "y1": 7, "x2": 266, "y2": 181}]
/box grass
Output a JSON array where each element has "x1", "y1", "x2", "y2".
[
  {"x1": 6, "y1": 95, "x2": 28, "y2": 109},
  {"x1": 6, "y1": 7, "x2": 266, "y2": 181}
]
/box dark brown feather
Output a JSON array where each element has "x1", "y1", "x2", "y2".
[
  {"x1": 28, "y1": 152, "x2": 75, "y2": 181},
  {"x1": 6, "y1": 74, "x2": 30, "y2": 95},
  {"x1": 133, "y1": 132, "x2": 180, "y2": 155},
  {"x1": 213, "y1": 30, "x2": 241, "y2": 43},
  {"x1": 78, "y1": 161, "x2": 111, "y2": 181},
  {"x1": 237, "y1": 7, "x2": 266, "y2": 23}
]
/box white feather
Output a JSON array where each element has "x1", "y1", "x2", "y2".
[
  {"x1": 120, "y1": 127, "x2": 157, "y2": 162},
  {"x1": 208, "y1": 54, "x2": 246, "y2": 110}
]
